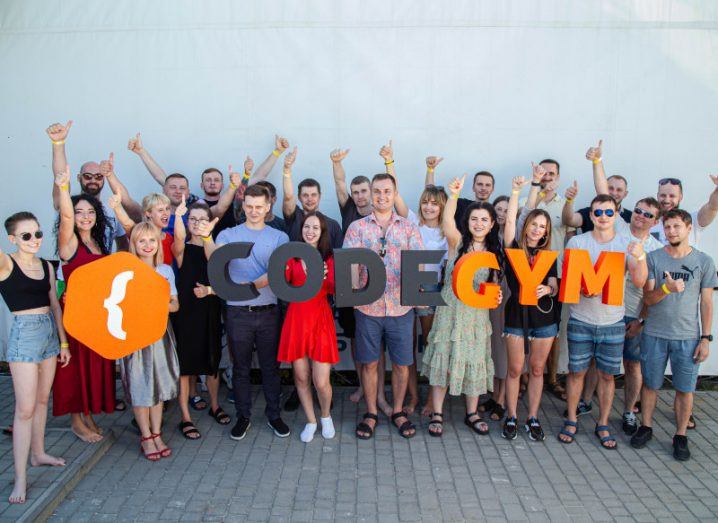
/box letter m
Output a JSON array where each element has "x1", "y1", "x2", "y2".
[{"x1": 558, "y1": 249, "x2": 625, "y2": 306}]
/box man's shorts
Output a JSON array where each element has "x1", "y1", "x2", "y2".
[
  {"x1": 354, "y1": 310, "x2": 414, "y2": 366},
  {"x1": 623, "y1": 316, "x2": 642, "y2": 362},
  {"x1": 567, "y1": 318, "x2": 625, "y2": 375},
  {"x1": 640, "y1": 334, "x2": 700, "y2": 393}
]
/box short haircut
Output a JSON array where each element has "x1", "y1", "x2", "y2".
[
  {"x1": 350, "y1": 175, "x2": 371, "y2": 187},
  {"x1": 254, "y1": 180, "x2": 277, "y2": 199},
  {"x1": 142, "y1": 193, "x2": 172, "y2": 214},
  {"x1": 607, "y1": 174, "x2": 628, "y2": 187},
  {"x1": 635, "y1": 197, "x2": 661, "y2": 218},
  {"x1": 188, "y1": 201, "x2": 212, "y2": 219},
  {"x1": 4, "y1": 211, "x2": 38, "y2": 235},
  {"x1": 244, "y1": 184, "x2": 271, "y2": 201},
  {"x1": 662, "y1": 208, "x2": 692, "y2": 226},
  {"x1": 590, "y1": 193, "x2": 618, "y2": 210},
  {"x1": 201, "y1": 167, "x2": 223, "y2": 181},
  {"x1": 165, "y1": 173, "x2": 189, "y2": 185},
  {"x1": 473, "y1": 171, "x2": 495, "y2": 186},
  {"x1": 298, "y1": 178, "x2": 321, "y2": 194},
  {"x1": 540, "y1": 158, "x2": 560, "y2": 174},
  {"x1": 371, "y1": 173, "x2": 396, "y2": 189}
]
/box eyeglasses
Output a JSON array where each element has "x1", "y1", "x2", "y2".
[
  {"x1": 633, "y1": 208, "x2": 656, "y2": 220},
  {"x1": 378, "y1": 237, "x2": 387, "y2": 258},
  {"x1": 188, "y1": 217, "x2": 210, "y2": 224},
  {"x1": 81, "y1": 173, "x2": 104, "y2": 182},
  {"x1": 18, "y1": 231, "x2": 43, "y2": 241},
  {"x1": 592, "y1": 209, "x2": 616, "y2": 217},
  {"x1": 659, "y1": 178, "x2": 682, "y2": 188}
]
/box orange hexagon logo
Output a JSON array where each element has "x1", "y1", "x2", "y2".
[{"x1": 63, "y1": 252, "x2": 170, "y2": 359}]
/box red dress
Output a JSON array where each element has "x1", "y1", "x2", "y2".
[
  {"x1": 161, "y1": 232, "x2": 174, "y2": 265},
  {"x1": 53, "y1": 245, "x2": 116, "y2": 416},
  {"x1": 277, "y1": 256, "x2": 339, "y2": 364}
]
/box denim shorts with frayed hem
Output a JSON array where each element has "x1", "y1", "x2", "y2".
[
  {"x1": 567, "y1": 318, "x2": 625, "y2": 375},
  {"x1": 640, "y1": 334, "x2": 699, "y2": 393},
  {"x1": 503, "y1": 323, "x2": 558, "y2": 340},
  {"x1": 6, "y1": 313, "x2": 60, "y2": 364}
]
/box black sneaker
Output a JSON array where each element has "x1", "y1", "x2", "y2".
[
  {"x1": 502, "y1": 416, "x2": 518, "y2": 440},
  {"x1": 268, "y1": 417, "x2": 291, "y2": 438},
  {"x1": 563, "y1": 399, "x2": 593, "y2": 419},
  {"x1": 622, "y1": 411, "x2": 638, "y2": 436},
  {"x1": 672, "y1": 435, "x2": 690, "y2": 461},
  {"x1": 230, "y1": 416, "x2": 251, "y2": 441},
  {"x1": 284, "y1": 389, "x2": 300, "y2": 412},
  {"x1": 525, "y1": 417, "x2": 545, "y2": 442},
  {"x1": 630, "y1": 425, "x2": 653, "y2": 449}
]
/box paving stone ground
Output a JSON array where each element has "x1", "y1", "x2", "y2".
[{"x1": 1, "y1": 375, "x2": 717, "y2": 522}]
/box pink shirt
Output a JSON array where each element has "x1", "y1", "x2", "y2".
[{"x1": 343, "y1": 211, "x2": 424, "y2": 317}]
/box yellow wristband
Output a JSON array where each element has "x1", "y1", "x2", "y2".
[
  {"x1": 451, "y1": 194, "x2": 459, "y2": 200},
  {"x1": 206, "y1": 286, "x2": 214, "y2": 295},
  {"x1": 427, "y1": 167, "x2": 434, "y2": 173},
  {"x1": 636, "y1": 253, "x2": 646, "y2": 262},
  {"x1": 230, "y1": 182, "x2": 237, "y2": 190},
  {"x1": 201, "y1": 235, "x2": 212, "y2": 242},
  {"x1": 243, "y1": 172, "x2": 251, "y2": 179},
  {"x1": 60, "y1": 342, "x2": 69, "y2": 348},
  {"x1": 539, "y1": 191, "x2": 546, "y2": 198},
  {"x1": 384, "y1": 160, "x2": 394, "y2": 166},
  {"x1": 60, "y1": 184, "x2": 70, "y2": 191},
  {"x1": 52, "y1": 139, "x2": 66, "y2": 146},
  {"x1": 511, "y1": 189, "x2": 520, "y2": 195},
  {"x1": 592, "y1": 158, "x2": 602, "y2": 164},
  {"x1": 661, "y1": 283, "x2": 671, "y2": 295},
  {"x1": 272, "y1": 149, "x2": 281, "y2": 157},
  {"x1": 566, "y1": 197, "x2": 574, "y2": 203}
]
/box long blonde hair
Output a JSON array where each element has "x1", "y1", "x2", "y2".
[
  {"x1": 129, "y1": 221, "x2": 164, "y2": 267},
  {"x1": 418, "y1": 185, "x2": 448, "y2": 235}
]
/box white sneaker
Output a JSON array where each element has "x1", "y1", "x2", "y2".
[
  {"x1": 300, "y1": 423, "x2": 317, "y2": 443},
  {"x1": 321, "y1": 417, "x2": 335, "y2": 439}
]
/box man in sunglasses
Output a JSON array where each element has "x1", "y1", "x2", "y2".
[
  {"x1": 650, "y1": 176, "x2": 718, "y2": 247},
  {"x1": 559, "y1": 194, "x2": 648, "y2": 449}
]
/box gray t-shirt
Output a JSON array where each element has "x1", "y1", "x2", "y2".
[
  {"x1": 643, "y1": 248, "x2": 717, "y2": 340},
  {"x1": 565, "y1": 231, "x2": 632, "y2": 326},
  {"x1": 616, "y1": 224, "x2": 664, "y2": 318},
  {"x1": 216, "y1": 223, "x2": 289, "y2": 306}
]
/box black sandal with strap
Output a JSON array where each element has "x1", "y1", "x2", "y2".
[
  {"x1": 208, "y1": 407, "x2": 231, "y2": 425},
  {"x1": 490, "y1": 402, "x2": 506, "y2": 421},
  {"x1": 391, "y1": 411, "x2": 416, "y2": 439},
  {"x1": 179, "y1": 421, "x2": 201, "y2": 440},
  {"x1": 428, "y1": 413, "x2": 443, "y2": 437},
  {"x1": 356, "y1": 412, "x2": 378, "y2": 440},
  {"x1": 464, "y1": 412, "x2": 489, "y2": 435}
]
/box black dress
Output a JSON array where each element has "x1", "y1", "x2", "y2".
[{"x1": 173, "y1": 243, "x2": 222, "y2": 376}]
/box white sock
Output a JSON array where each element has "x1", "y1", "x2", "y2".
[
  {"x1": 321, "y1": 417, "x2": 335, "y2": 439},
  {"x1": 301, "y1": 423, "x2": 317, "y2": 443}
]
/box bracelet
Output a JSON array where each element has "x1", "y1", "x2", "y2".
[
  {"x1": 206, "y1": 286, "x2": 214, "y2": 295},
  {"x1": 384, "y1": 160, "x2": 394, "y2": 166},
  {"x1": 661, "y1": 283, "x2": 671, "y2": 295},
  {"x1": 531, "y1": 181, "x2": 541, "y2": 187},
  {"x1": 566, "y1": 197, "x2": 574, "y2": 203},
  {"x1": 60, "y1": 184, "x2": 69, "y2": 191},
  {"x1": 60, "y1": 342, "x2": 69, "y2": 348},
  {"x1": 201, "y1": 235, "x2": 212, "y2": 242},
  {"x1": 592, "y1": 158, "x2": 602, "y2": 164},
  {"x1": 427, "y1": 167, "x2": 434, "y2": 173},
  {"x1": 272, "y1": 149, "x2": 281, "y2": 157},
  {"x1": 243, "y1": 172, "x2": 251, "y2": 179},
  {"x1": 539, "y1": 191, "x2": 546, "y2": 198},
  {"x1": 636, "y1": 252, "x2": 646, "y2": 262},
  {"x1": 229, "y1": 182, "x2": 237, "y2": 190},
  {"x1": 52, "y1": 139, "x2": 65, "y2": 146},
  {"x1": 511, "y1": 189, "x2": 520, "y2": 195},
  {"x1": 451, "y1": 194, "x2": 459, "y2": 200}
]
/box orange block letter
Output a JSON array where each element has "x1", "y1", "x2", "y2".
[
  {"x1": 505, "y1": 248, "x2": 558, "y2": 306},
  {"x1": 451, "y1": 251, "x2": 501, "y2": 309},
  {"x1": 559, "y1": 249, "x2": 625, "y2": 305}
]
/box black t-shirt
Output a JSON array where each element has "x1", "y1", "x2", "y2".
[
  {"x1": 577, "y1": 206, "x2": 632, "y2": 233},
  {"x1": 339, "y1": 199, "x2": 363, "y2": 235},
  {"x1": 204, "y1": 198, "x2": 236, "y2": 239},
  {"x1": 503, "y1": 243, "x2": 558, "y2": 329},
  {"x1": 284, "y1": 207, "x2": 344, "y2": 249},
  {"x1": 455, "y1": 197, "x2": 476, "y2": 229}
]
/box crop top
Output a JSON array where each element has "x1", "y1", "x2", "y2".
[{"x1": 0, "y1": 257, "x2": 51, "y2": 312}]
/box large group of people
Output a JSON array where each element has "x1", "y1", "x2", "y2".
[{"x1": 0, "y1": 121, "x2": 716, "y2": 504}]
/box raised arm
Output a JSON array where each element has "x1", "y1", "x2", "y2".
[
  {"x1": 626, "y1": 241, "x2": 648, "y2": 289},
  {"x1": 250, "y1": 134, "x2": 289, "y2": 184},
  {"x1": 380, "y1": 140, "x2": 408, "y2": 218},
  {"x1": 562, "y1": 181, "x2": 583, "y2": 228},
  {"x1": 211, "y1": 165, "x2": 243, "y2": 220},
  {"x1": 46, "y1": 120, "x2": 73, "y2": 210},
  {"x1": 281, "y1": 146, "x2": 298, "y2": 218},
  {"x1": 172, "y1": 194, "x2": 188, "y2": 263},
  {"x1": 99, "y1": 152, "x2": 143, "y2": 222},
  {"x1": 525, "y1": 162, "x2": 545, "y2": 210},
  {"x1": 128, "y1": 133, "x2": 167, "y2": 187},
  {"x1": 585, "y1": 139, "x2": 608, "y2": 195},
  {"x1": 55, "y1": 166, "x2": 78, "y2": 261},
  {"x1": 196, "y1": 217, "x2": 220, "y2": 259},
  {"x1": 425, "y1": 156, "x2": 443, "y2": 186},
  {"x1": 330, "y1": 148, "x2": 351, "y2": 208},
  {"x1": 107, "y1": 188, "x2": 136, "y2": 235},
  {"x1": 697, "y1": 175, "x2": 718, "y2": 228},
  {"x1": 443, "y1": 175, "x2": 465, "y2": 250},
  {"x1": 504, "y1": 176, "x2": 530, "y2": 246}
]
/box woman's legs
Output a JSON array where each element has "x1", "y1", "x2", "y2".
[
  {"x1": 505, "y1": 337, "x2": 527, "y2": 419},
  {"x1": 30, "y1": 356, "x2": 65, "y2": 466},
  {"x1": 293, "y1": 358, "x2": 316, "y2": 424},
  {"x1": 419, "y1": 314, "x2": 435, "y2": 416},
  {"x1": 9, "y1": 362, "x2": 38, "y2": 503},
  {"x1": 134, "y1": 406, "x2": 158, "y2": 456},
  {"x1": 70, "y1": 412, "x2": 101, "y2": 443},
  {"x1": 311, "y1": 361, "x2": 332, "y2": 419},
  {"x1": 527, "y1": 338, "x2": 554, "y2": 419},
  {"x1": 206, "y1": 374, "x2": 221, "y2": 412},
  {"x1": 149, "y1": 403, "x2": 169, "y2": 453},
  {"x1": 178, "y1": 375, "x2": 193, "y2": 422}
]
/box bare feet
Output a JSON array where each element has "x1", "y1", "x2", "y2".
[
  {"x1": 83, "y1": 415, "x2": 103, "y2": 435},
  {"x1": 377, "y1": 397, "x2": 393, "y2": 418},
  {"x1": 349, "y1": 387, "x2": 363, "y2": 404},
  {"x1": 405, "y1": 396, "x2": 418, "y2": 416},
  {"x1": 30, "y1": 453, "x2": 66, "y2": 467},
  {"x1": 71, "y1": 422, "x2": 103, "y2": 443},
  {"x1": 8, "y1": 479, "x2": 26, "y2": 504}
]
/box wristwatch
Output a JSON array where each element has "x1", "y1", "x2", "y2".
[{"x1": 700, "y1": 334, "x2": 713, "y2": 342}]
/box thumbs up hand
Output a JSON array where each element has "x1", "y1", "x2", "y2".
[
  {"x1": 664, "y1": 271, "x2": 685, "y2": 293},
  {"x1": 586, "y1": 139, "x2": 603, "y2": 162},
  {"x1": 565, "y1": 180, "x2": 578, "y2": 201}
]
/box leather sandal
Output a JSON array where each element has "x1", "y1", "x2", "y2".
[
  {"x1": 391, "y1": 411, "x2": 416, "y2": 439},
  {"x1": 356, "y1": 412, "x2": 378, "y2": 440},
  {"x1": 428, "y1": 413, "x2": 443, "y2": 437}
]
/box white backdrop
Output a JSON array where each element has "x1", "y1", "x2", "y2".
[{"x1": 1, "y1": 1, "x2": 717, "y2": 371}]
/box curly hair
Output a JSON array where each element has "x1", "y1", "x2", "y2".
[
  {"x1": 55, "y1": 194, "x2": 113, "y2": 256},
  {"x1": 454, "y1": 201, "x2": 503, "y2": 282}
]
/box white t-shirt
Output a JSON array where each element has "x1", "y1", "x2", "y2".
[
  {"x1": 565, "y1": 231, "x2": 632, "y2": 326},
  {"x1": 649, "y1": 209, "x2": 703, "y2": 247},
  {"x1": 408, "y1": 210, "x2": 448, "y2": 283},
  {"x1": 156, "y1": 263, "x2": 177, "y2": 296}
]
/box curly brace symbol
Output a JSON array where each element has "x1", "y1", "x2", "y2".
[{"x1": 103, "y1": 270, "x2": 134, "y2": 341}]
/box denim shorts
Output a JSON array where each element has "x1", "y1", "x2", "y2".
[
  {"x1": 354, "y1": 310, "x2": 414, "y2": 366},
  {"x1": 6, "y1": 313, "x2": 60, "y2": 364},
  {"x1": 503, "y1": 323, "x2": 558, "y2": 340},
  {"x1": 415, "y1": 283, "x2": 442, "y2": 317},
  {"x1": 640, "y1": 334, "x2": 700, "y2": 393},
  {"x1": 623, "y1": 316, "x2": 641, "y2": 362},
  {"x1": 567, "y1": 318, "x2": 625, "y2": 375}
]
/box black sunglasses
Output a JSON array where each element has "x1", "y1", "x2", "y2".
[
  {"x1": 659, "y1": 177, "x2": 682, "y2": 188},
  {"x1": 18, "y1": 231, "x2": 43, "y2": 241},
  {"x1": 81, "y1": 172, "x2": 104, "y2": 182},
  {"x1": 592, "y1": 209, "x2": 615, "y2": 218},
  {"x1": 378, "y1": 237, "x2": 387, "y2": 258},
  {"x1": 633, "y1": 208, "x2": 656, "y2": 220}
]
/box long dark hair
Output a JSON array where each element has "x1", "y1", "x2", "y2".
[
  {"x1": 455, "y1": 201, "x2": 503, "y2": 281},
  {"x1": 299, "y1": 211, "x2": 332, "y2": 261},
  {"x1": 55, "y1": 194, "x2": 113, "y2": 256}
]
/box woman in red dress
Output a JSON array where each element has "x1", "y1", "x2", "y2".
[
  {"x1": 277, "y1": 212, "x2": 338, "y2": 443},
  {"x1": 53, "y1": 170, "x2": 115, "y2": 442}
]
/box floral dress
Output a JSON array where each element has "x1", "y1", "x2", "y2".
[{"x1": 421, "y1": 244, "x2": 494, "y2": 396}]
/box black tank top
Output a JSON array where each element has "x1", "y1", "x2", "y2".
[{"x1": 0, "y1": 257, "x2": 51, "y2": 312}]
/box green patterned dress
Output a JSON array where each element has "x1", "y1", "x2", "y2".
[{"x1": 421, "y1": 246, "x2": 494, "y2": 397}]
